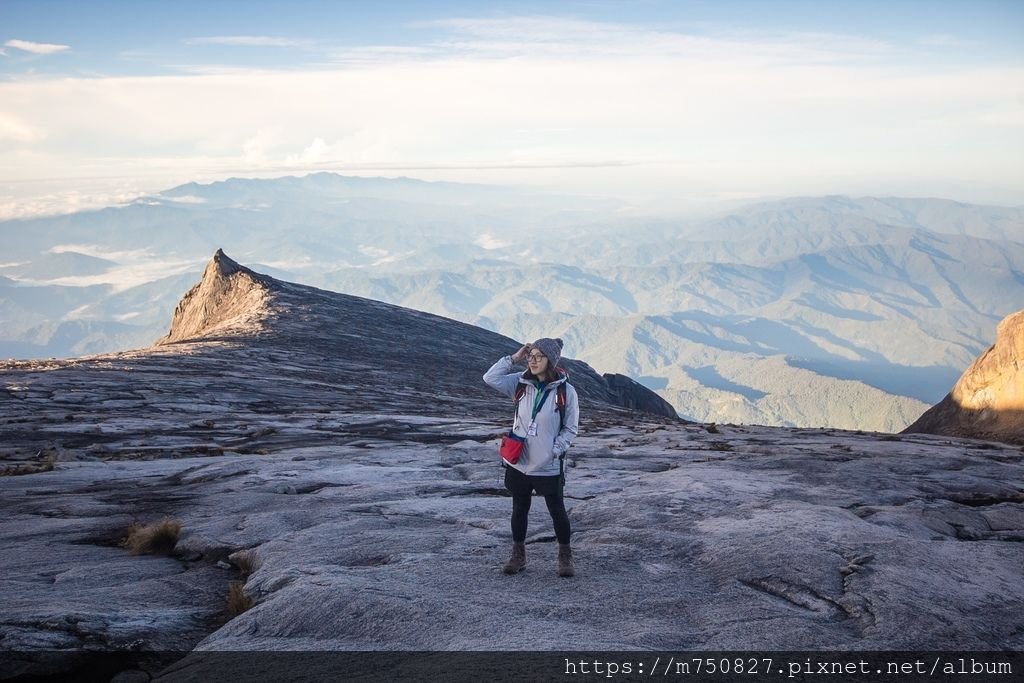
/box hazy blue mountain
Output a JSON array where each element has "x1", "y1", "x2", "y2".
[
  {"x1": 1, "y1": 174, "x2": 1020, "y2": 430},
  {"x1": 316, "y1": 230, "x2": 1023, "y2": 369},
  {"x1": 0, "y1": 278, "x2": 111, "y2": 337},
  {"x1": 728, "y1": 195, "x2": 1024, "y2": 243},
  {"x1": 0, "y1": 250, "x2": 117, "y2": 279},
  {"x1": 11, "y1": 319, "x2": 153, "y2": 358},
  {"x1": 155, "y1": 172, "x2": 620, "y2": 213}
]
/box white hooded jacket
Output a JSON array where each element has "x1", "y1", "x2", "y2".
[{"x1": 483, "y1": 355, "x2": 580, "y2": 476}]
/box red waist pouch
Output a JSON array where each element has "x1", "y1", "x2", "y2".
[{"x1": 499, "y1": 431, "x2": 526, "y2": 464}]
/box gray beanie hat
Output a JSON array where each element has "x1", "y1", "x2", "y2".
[{"x1": 532, "y1": 337, "x2": 564, "y2": 369}]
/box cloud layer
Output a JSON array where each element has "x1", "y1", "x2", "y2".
[{"x1": 1, "y1": 16, "x2": 1022, "y2": 217}]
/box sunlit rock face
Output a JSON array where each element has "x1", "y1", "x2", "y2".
[
  {"x1": 905, "y1": 310, "x2": 1024, "y2": 444},
  {"x1": 156, "y1": 249, "x2": 273, "y2": 346}
]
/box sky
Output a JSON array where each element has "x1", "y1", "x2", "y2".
[{"x1": 1, "y1": 0, "x2": 1023, "y2": 218}]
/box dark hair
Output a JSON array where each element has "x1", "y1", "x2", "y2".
[{"x1": 523, "y1": 360, "x2": 561, "y2": 383}]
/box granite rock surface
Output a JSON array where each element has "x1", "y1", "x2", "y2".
[{"x1": 1, "y1": 251, "x2": 1022, "y2": 680}]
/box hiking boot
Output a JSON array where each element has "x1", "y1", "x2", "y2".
[
  {"x1": 503, "y1": 543, "x2": 526, "y2": 574},
  {"x1": 557, "y1": 543, "x2": 575, "y2": 577}
]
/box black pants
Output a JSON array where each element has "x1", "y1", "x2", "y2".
[{"x1": 504, "y1": 465, "x2": 571, "y2": 545}]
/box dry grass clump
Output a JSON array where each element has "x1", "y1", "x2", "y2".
[
  {"x1": 121, "y1": 517, "x2": 182, "y2": 555},
  {"x1": 225, "y1": 581, "x2": 253, "y2": 619},
  {"x1": 1, "y1": 452, "x2": 57, "y2": 477},
  {"x1": 231, "y1": 549, "x2": 263, "y2": 580}
]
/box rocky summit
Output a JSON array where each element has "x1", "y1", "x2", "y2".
[
  {"x1": 905, "y1": 309, "x2": 1024, "y2": 444},
  {"x1": 1, "y1": 251, "x2": 1022, "y2": 680}
]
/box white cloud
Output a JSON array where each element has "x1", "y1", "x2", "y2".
[
  {"x1": 282, "y1": 133, "x2": 398, "y2": 167},
  {"x1": 188, "y1": 36, "x2": 305, "y2": 48},
  {"x1": 356, "y1": 245, "x2": 413, "y2": 266},
  {"x1": 48, "y1": 244, "x2": 152, "y2": 260},
  {"x1": 976, "y1": 106, "x2": 1024, "y2": 128},
  {"x1": 917, "y1": 34, "x2": 979, "y2": 48},
  {"x1": 0, "y1": 185, "x2": 147, "y2": 220},
  {"x1": 358, "y1": 245, "x2": 389, "y2": 259},
  {"x1": 421, "y1": 16, "x2": 901, "y2": 66},
  {"x1": 26, "y1": 253, "x2": 203, "y2": 292},
  {"x1": 325, "y1": 45, "x2": 436, "y2": 65},
  {"x1": 259, "y1": 257, "x2": 313, "y2": 270},
  {"x1": 474, "y1": 233, "x2": 510, "y2": 250},
  {"x1": 4, "y1": 39, "x2": 70, "y2": 55},
  {"x1": 156, "y1": 194, "x2": 207, "y2": 204},
  {"x1": 0, "y1": 113, "x2": 43, "y2": 143},
  {"x1": 63, "y1": 304, "x2": 92, "y2": 320}
]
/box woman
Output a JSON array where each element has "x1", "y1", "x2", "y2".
[{"x1": 483, "y1": 337, "x2": 580, "y2": 577}]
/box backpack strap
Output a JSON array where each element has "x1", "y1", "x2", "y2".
[
  {"x1": 516, "y1": 381, "x2": 565, "y2": 428},
  {"x1": 556, "y1": 383, "x2": 568, "y2": 484},
  {"x1": 501, "y1": 384, "x2": 528, "y2": 473},
  {"x1": 554, "y1": 383, "x2": 567, "y2": 430}
]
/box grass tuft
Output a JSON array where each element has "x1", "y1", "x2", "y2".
[
  {"x1": 121, "y1": 517, "x2": 182, "y2": 555},
  {"x1": 231, "y1": 549, "x2": 263, "y2": 580},
  {"x1": 225, "y1": 581, "x2": 253, "y2": 619},
  {"x1": 1, "y1": 452, "x2": 57, "y2": 477}
]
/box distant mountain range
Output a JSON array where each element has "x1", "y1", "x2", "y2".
[{"x1": 2, "y1": 173, "x2": 1021, "y2": 430}]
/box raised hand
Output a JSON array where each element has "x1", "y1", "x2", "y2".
[{"x1": 511, "y1": 343, "x2": 532, "y2": 364}]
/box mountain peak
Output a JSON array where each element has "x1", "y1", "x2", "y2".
[
  {"x1": 204, "y1": 247, "x2": 265, "y2": 282},
  {"x1": 209, "y1": 247, "x2": 238, "y2": 273},
  {"x1": 156, "y1": 249, "x2": 273, "y2": 345}
]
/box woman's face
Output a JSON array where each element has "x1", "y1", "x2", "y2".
[{"x1": 527, "y1": 350, "x2": 549, "y2": 377}]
